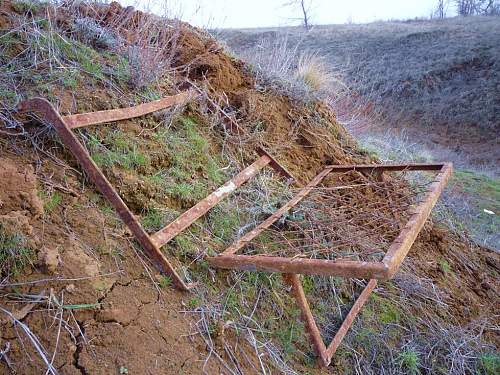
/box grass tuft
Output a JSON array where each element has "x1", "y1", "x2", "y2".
[
  {"x1": 0, "y1": 226, "x2": 34, "y2": 277},
  {"x1": 397, "y1": 349, "x2": 420, "y2": 374},
  {"x1": 295, "y1": 52, "x2": 335, "y2": 93},
  {"x1": 478, "y1": 353, "x2": 500, "y2": 375}
]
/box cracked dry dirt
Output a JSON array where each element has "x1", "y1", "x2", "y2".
[{"x1": 0, "y1": 155, "x2": 226, "y2": 374}]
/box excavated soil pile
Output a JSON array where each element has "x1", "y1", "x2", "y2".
[{"x1": 0, "y1": 1, "x2": 498, "y2": 374}]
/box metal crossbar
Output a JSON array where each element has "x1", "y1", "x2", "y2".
[
  {"x1": 18, "y1": 93, "x2": 293, "y2": 291},
  {"x1": 207, "y1": 162, "x2": 452, "y2": 366}
]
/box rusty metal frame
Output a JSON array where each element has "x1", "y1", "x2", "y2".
[
  {"x1": 18, "y1": 93, "x2": 293, "y2": 291},
  {"x1": 208, "y1": 162, "x2": 452, "y2": 278},
  {"x1": 18, "y1": 93, "x2": 452, "y2": 366},
  {"x1": 207, "y1": 162, "x2": 452, "y2": 365}
]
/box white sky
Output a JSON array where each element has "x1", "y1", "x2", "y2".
[{"x1": 118, "y1": 0, "x2": 451, "y2": 28}]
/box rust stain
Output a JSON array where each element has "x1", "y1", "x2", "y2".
[{"x1": 63, "y1": 90, "x2": 197, "y2": 128}]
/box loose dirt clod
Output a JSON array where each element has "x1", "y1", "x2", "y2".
[
  {"x1": 0, "y1": 158, "x2": 44, "y2": 218},
  {"x1": 38, "y1": 247, "x2": 60, "y2": 274}
]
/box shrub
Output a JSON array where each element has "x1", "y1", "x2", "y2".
[{"x1": 73, "y1": 17, "x2": 117, "y2": 49}]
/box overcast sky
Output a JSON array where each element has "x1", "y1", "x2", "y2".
[{"x1": 119, "y1": 0, "x2": 452, "y2": 28}]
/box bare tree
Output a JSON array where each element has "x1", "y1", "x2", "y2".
[
  {"x1": 283, "y1": 0, "x2": 313, "y2": 31},
  {"x1": 455, "y1": 0, "x2": 500, "y2": 15},
  {"x1": 481, "y1": 0, "x2": 500, "y2": 14},
  {"x1": 434, "y1": 0, "x2": 449, "y2": 18}
]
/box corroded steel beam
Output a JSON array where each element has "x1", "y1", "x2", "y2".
[
  {"x1": 256, "y1": 147, "x2": 296, "y2": 181},
  {"x1": 325, "y1": 279, "x2": 377, "y2": 360},
  {"x1": 210, "y1": 162, "x2": 452, "y2": 280},
  {"x1": 282, "y1": 273, "x2": 329, "y2": 366},
  {"x1": 283, "y1": 275, "x2": 377, "y2": 367},
  {"x1": 382, "y1": 163, "x2": 453, "y2": 276},
  {"x1": 327, "y1": 163, "x2": 445, "y2": 173},
  {"x1": 62, "y1": 90, "x2": 197, "y2": 128},
  {"x1": 210, "y1": 255, "x2": 389, "y2": 279},
  {"x1": 151, "y1": 155, "x2": 272, "y2": 248},
  {"x1": 18, "y1": 98, "x2": 193, "y2": 291}
]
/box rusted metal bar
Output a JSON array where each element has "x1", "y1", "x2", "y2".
[
  {"x1": 209, "y1": 255, "x2": 388, "y2": 279},
  {"x1": 151, "y1": 155, "x2": 272, "y2": 248},
  {"x1": 383, "y1": 163, "x2": 453, "y2": 277},
  {"x1": 62, "y1": 90, "x2": 196, "y2": 128},
  {"x1": 325, "y1": 279, "x2": 377, "y2": 360},
  {"x1": 283, "y1": 275, "x2": 377, "y2": 367},
  {"x1": 18, "y1": 98, "x2": 193, "y2": 291},
  {"x1": 217, "y1": 166, "x2": 334, "y2": 256},
  {"x1": 256, "y1": 147, "x2": 296, "y2": 181},
  {"x1": 327, "y1": 163, "x2": 445, "y2": 173},
  {"x1": 282, "y1": 274, "x2": 329, "y2": 366}
]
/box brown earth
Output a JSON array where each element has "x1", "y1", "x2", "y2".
[{"x1": 0, "y1": 1, "x2": 499, "y2": 374}]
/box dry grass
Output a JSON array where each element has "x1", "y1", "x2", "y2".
[{"x1": 295, "y1": 52, "x2": 337, "y2": 93}]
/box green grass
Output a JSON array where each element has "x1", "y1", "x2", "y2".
[
  {"x1": 88, "y1": 132, "x2": 149, "y2": 170},
  {"x1": 188, "y1": 297, "x2": 201, "y2": 309},
  {"x1": 208, "y1": 205, "x2": 240, "y2": 244},
  {"x1": 141, "y1": 208, "x2": 170, "y2": 232},
  {"x1": 0, "y1": 226, "x2": 34, "y2": 276},
  {"x1": 173, "y1": 234, "x2": 198, "y2": 258},
  {"x1": 397, "y1": 349, "x2": 420, "y2": 374},
  {"x1": 41, "y1": 191, "x2": 62, "y2": 213},
  {"x1": 446, "y1": 169, "x2": 499, "y2": 249},
  {"x1": 439, "y1": 259, "x2": 451, "y2": 274},
  {"x1": 12, "y1": 0, "x2": 43, "y2": 14},
  {"x1": 103, "y1": 52, "x2": 131, "y2": 85},
  {"x1": 157, "y1": 276, "x2": 172, "y2": 289},
  {"x1": 451, "y1": 170, "x2": 500, "y2": 210},
  {"x1": 154, "y1": 115, "x2": 226, "y2": 204},
  {"x1": 364, "y1": 295, "x2": 402, "y2": 325},
  {"x1": 478, "y1": 353, "x2": 500, "y2": 375}
]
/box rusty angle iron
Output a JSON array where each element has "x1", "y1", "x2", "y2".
[
  {"x1": 18, "y1": 91, "x2": 293, "y2": 291},
  {"x1": 207, "y1": 162, "x2": 452, "y2": 366}
]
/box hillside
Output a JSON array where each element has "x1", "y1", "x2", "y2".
[
  {"x1": 221, "y1": 16, "x2": 500, "y2": 252},
  {"x1": 221, "y1": 16, "x2": 500, "y2": 172},
  {"x1": 0, "y1": 1, "x2": 499, "y2": 374}
]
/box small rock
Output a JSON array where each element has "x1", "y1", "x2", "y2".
[
  {"x1": 38, "y1": 247, "x2": 61, "y2": 274},
  {"x1": 65, "y1": 284, "x2": 76, "y2": 293}
]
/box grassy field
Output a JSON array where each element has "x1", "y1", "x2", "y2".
[
  {"x1": 221, "y1": 16, "x2": 500, "y2": 173},
  {"x1": 221, "y1": 16, "x2": 500, "y2": 251}
]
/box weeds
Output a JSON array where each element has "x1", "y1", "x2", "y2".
[
  {"x1": 157, "y1": 275, "x2": 172, "y2": 289},
  {"x1": 478, "y1": 353, "x2": 500, "y2": 375},
  {"x1": 141, "y1": 208, "x2": 170, "y2": 232},
  {"x1": 295, "y1": 52, "x2": 338, "y2": 94},
  {"x1": 0, "y1": 226, "x2": 33, "y2": 277},
  {"x1": 73, "y1": 17, "x2": 117, "y2": 49},
  {"x1": 397, "y1": 349, "x2": 420, "y2": 374},
  {"x1": 42, "y1": 191, "x2": 62, "y2": 213}
]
